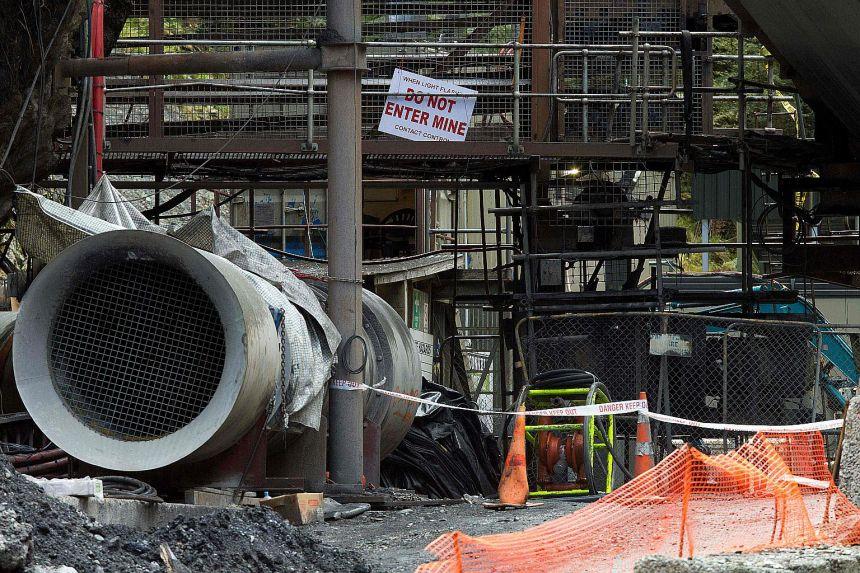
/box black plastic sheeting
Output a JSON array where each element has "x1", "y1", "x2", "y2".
[{"x1": 381, "y1": 381, "x2": 501, "y2": 499}]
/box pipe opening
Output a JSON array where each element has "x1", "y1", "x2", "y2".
[{"x1": 48, "y1": 259, "x2": 226, "y2": 441}]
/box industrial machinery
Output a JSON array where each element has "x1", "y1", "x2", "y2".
[
  {"x1": 12, "y1": 230, "x2": 421, "y2": 489},
  {"x1": 525, "y1": 370, "x2": 616, "y2": 497}
]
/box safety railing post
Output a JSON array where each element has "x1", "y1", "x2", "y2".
[
  {"x1": 510, "y1": 43, "x2": 523, "y2": 154},
  {"x1": 722, "y1": 325, "x2": 732, "y2": 453},
  {"x1": 811, "y1": 327, "x2": 823, "y2": 423},
  {"x1": 642, "y1": 43, "x2": 650, "y2": 144},
  {"x1": 629, "y1": 17, "x2": 640, "y2": 148},
  {"x1": 302, "y1": 69, "x2": 318, "y2": 151},
  {"x1": 582, "y1": 49, "x2": 589, "y2": 142}
]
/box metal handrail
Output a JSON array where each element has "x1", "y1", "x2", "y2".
[{"x1": 104, "y1": 29, "x2": 803, "y2": 146}]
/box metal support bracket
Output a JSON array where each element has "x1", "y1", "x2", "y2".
[{"x1": 320, "y1": 43, "x2": 368, "y2": 72}]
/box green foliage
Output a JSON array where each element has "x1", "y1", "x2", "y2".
[
  {"x1": 675, "y1": 173, "x2": 737, "y2": 272},
  {"x1": 711, "y1": 38, "x2": 814, "y2": 137},
  {"x1": 674, "y1": 38, "x2": 815, "y2": 273}
]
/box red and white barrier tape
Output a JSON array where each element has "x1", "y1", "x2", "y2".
[
  {"x1": 330, "y1": 379, "x2": 844, "y2": 433},
  {"x1": 644, "y1": 411, "x2": 843, "y2": 434}
]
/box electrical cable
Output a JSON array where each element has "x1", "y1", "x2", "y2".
[
  {"x1": 100, "y1": 476, "x2": 162, "y2": 502},
  {"x1": 593, "y1": 415, "x2": 634, "y2": 481},
  {"x1": 341, "y1": 334, "x2": 368, "y2": 374},
  {"x1": 67, "y1": 12, "x2": 93, "y2": 205}
]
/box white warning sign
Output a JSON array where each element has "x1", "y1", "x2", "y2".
[
  {"x1": 379, "y1": 68, "x2": 477, "y2": 142},
  {"x1": 649, "y1": 333, "x2": 693, "y2": 357}
]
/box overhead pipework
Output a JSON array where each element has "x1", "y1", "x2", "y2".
[{"x1": 13, "y1": 230, "x2": 421, "y2": 476}]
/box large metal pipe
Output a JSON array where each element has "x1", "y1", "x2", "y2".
[
  {"x1": 12, "y1": 230, "x2": 421, "y2": 474},
  {"x1": 59, "y1": 47, "x2": 322, "y2": 78},
  {"x1": 14, "y1": 231, "x2": 281, "y2": 471}
]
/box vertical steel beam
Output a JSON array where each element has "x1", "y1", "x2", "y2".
[
  {"x1": 326, "y1": 0, "x2": 365, "y2": 491},
  {"x1": 582, "y1": 51, "x2": 589, "y2": 142},
  {"x1": 147, "y1": 0, "x2": 164, "y2": 219},
  {"x1": 249, "y1": 187, "x2": 256, "y2": 238},
  {"x1": 91, "y1": 0, "x2": 105, "y2": 179},
  {"x1": 738, "y1": 21, "x2": 752, "y2": 313},
  {"x1": 511, "y1": 46, "x2": 522, "y2": 153},
  {"x1": 303, "y1": 69, "x2": 318, "y2": 151},
  {"x1": 303, "y1": 187, "x2": 313, "y2": 256},
  {"x1": 531, "y1": 0, "x2": 552, "y2": 141},
  {"x1": 69, "y1": 106, "x2": 90, "y2": 208}
]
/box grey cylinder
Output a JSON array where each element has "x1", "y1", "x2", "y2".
[
  {"x1": 307, "y1": 284, "x2": 422, "y2": 458},
  {"x1": 362, "y1": 290, "x2": 422, "y2": 457},
  {"x1": 13, "y1": 231, "x2": 280, "y2": 471}
]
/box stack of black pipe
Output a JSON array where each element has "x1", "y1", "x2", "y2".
[{"x1": 381, "y1": 381, "x2": 501, "y2": 499}]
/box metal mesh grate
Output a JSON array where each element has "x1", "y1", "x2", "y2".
[
  {"x1": 49, "y1": 260, "x2": 226, "y2": 441},
  {"x1": 560, "y1": 0, "x2": 702, "y2": 141}
]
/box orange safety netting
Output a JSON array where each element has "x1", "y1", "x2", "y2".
[{"x1": 418, "y1": 432, "x2": 860, "y2": 573}]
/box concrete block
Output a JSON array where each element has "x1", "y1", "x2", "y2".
[
  {"x1": 183, "y1": 488, "x2": 259, "y2": 508},
  {"x1": 839, "y1": 397, "x2": 860, "y2": 505},
  {"x1": 59, "y1": 497, "x2": 236, "y2": 531}
]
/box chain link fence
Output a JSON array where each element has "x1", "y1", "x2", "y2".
[{"x1": 516, "y1": 312, "x2": 829, "y2": 455}]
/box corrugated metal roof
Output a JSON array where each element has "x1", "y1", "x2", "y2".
[{"x1": 283, "y1": 251, "x2": 461, "y2": 283}]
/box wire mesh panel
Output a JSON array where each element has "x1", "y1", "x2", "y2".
[
  {"x1": 105, "y1": 5, "x2": 151, "y2": 139},
  {"x1": 722, "y1": 321, "x2": 821, "y2": 426},
  {"x1": 102, "y1": 0, "x2": 733, "y2": 146},
  {"x1": 106, "y1": 1, "x2": 325, "y2": 140},
  {"x1": 536, "y1": 163, "x2": 676, "y2": 292},
  {"x1": 109, "y1": 0, "x2": 534, "y2": 142},
  {"x1": 516, "y1": 312, "x2": 822, "y2": 432},
  {"x1": 457, "y1": 305, "x2": 501, "y2": 399},
  {"x1": 49, "y1": 259, "x2": 226, "y2": 440},
  {"x1": 559, "y1": 0, "x2": 705, "y2": 142},
  {"x1": 360, "y1": 0, "x2": 533, "y2": 141}
]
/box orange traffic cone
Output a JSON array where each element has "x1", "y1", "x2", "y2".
[
  {"x1": 634, "y1": 391, "x2": 655, "y2": 477},
  {"x1": 498, "y1": 404, "x2": 529, "y2": 506}
]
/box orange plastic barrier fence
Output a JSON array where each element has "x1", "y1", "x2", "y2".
[{"x1": 418, "y1": 432, "x2": 860, "y2": 572}]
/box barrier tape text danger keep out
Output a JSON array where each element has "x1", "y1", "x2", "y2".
[{"x1": 329, "y1": 379, "x2": 844, "y2": 433}]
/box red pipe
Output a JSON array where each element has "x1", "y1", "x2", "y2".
[
  {"x1": 17, "y1": 457, "x2": 70, "y2": 476},
  {"x1": 91, "y1": 0, "x2": 105, "y2": 179},
  {"x1": 8, "y1": 448, "x2": 65, "y2": 466}
]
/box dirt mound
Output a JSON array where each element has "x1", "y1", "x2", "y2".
[
  {"x1": 0, "y1": 456, "x2": 370, "y2": 573},
  {"x1": 143, "y1": 508, "x2": 370, "y2": 573}
]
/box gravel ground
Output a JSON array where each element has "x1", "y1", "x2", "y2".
[{"x1": 308, "y1": 499, "x2": 581, "y2": 572}]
